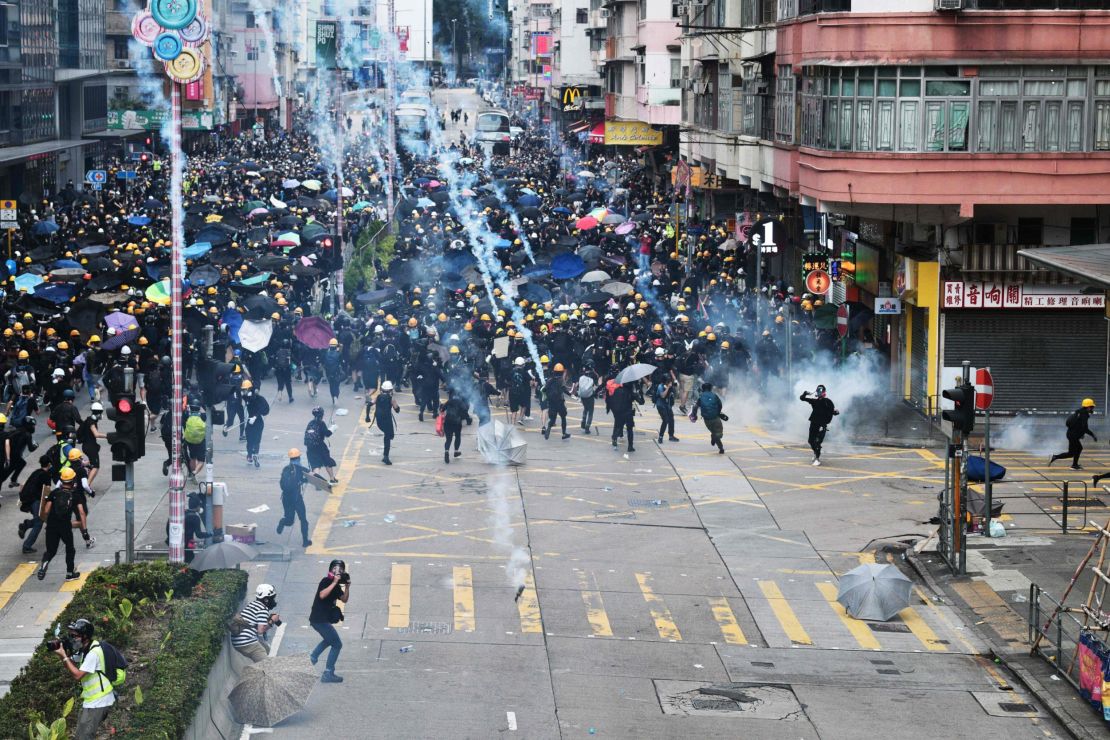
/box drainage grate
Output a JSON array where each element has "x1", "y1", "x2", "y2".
[
  {"x1": 397, "y1": 621, "x2": 452, "y2": 635},
  {"x1": 1061, "y1": 497, "x2": 1106, "y2": 507},
  {"x1": 876, "y1": 669, "x2": 901, "y2": 675},
  {"x1": 870, "y1": 659, "x2": 895, "y2": 665},
  {"x1": 999, "y1": 702, "x2": 1036, "y2": 713},
  {"x1": 657, "y1": 682, "x2": 805, "y2": 720},
  {"x1": 868, "y1": 623, "x2": 912, "y2": 633},
  {"x1": 594, "y1": 510, "x2": 636, "y2": 519},
  {"x1": 691, "y1": 698, "x2": 738, "y2": 711},
  {"x1": 751, "y1": 661, "x2": 775, "y2": 668}
]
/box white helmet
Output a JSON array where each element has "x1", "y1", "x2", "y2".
[
  {"x1": 374, "y1": 324, "x2": 384, "y2": 333},
  {"x1": 52, "y1": 368, "x2": 65, "y2": 377},
  {"x1": 514, "y1": 357, "x2": 526, "y2": 366},
  {"x1": 256, "y1": 583, "x2": 276, "y2": 599},
  {"x1": 90, "y1": 402, "x2": 104, "y2": 413},
  {"x1": 120, "y1": 345, "x2": 132, "y2": 355},
  {"x1": 625, "y1": 302, "x2": 635, "y2": 311},
  {"x1": 654, "y1": 347, "x2": 665, "y2": 357},
  {"x1": 381, "y1": 380, "x2": 394, "y2": 391}
]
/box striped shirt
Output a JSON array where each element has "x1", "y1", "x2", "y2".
[{"x1": 231, "y1": 599, "x2": 271, "y2": 647}]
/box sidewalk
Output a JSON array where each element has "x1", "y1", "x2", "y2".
[{"x1": 912, "y1": 445, "x2": 1110, "y2": 739}]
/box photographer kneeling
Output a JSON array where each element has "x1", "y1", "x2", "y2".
[
  {"x1": 232, "y1": 584, "x2": 281, "y2": 662},
  {"x1": 54, "y1": 618, "x2": 125, "y2": 740}
]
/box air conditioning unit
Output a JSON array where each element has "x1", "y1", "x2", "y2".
[
  {"x1": 934, "y1": 0, "x2": 962, "y2": 9},
  {"x1": 635, "y1": 54, "x2": 645, "y2": 64},
  {"x1": 600, "y1": 8, "x2": 611, "y2": 17},
  {"x1": 689, "y1": 0, "x2": 708, "y2": 7}
]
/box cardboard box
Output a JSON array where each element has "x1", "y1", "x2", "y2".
[{"x1": 226, "y1": 523, "x2": 256, "y2": 545}]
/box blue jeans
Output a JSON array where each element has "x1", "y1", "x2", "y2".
[
  {"x1": 23, "y1": 499, "x2": 42, "y2": 549},
  {"x1": 310, "y1": 622, "x2": 342, "y2": 671}
]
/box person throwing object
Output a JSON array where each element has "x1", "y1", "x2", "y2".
[
  {"x1": 1050, "y1": 398, "x2": 1097, "y2": 471},
  {"x1": 800, "y1": 384, "x2": 839, "y2": 466}
]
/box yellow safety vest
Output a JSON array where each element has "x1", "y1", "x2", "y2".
[{"x1": 79, "y1": 643, "x2": 117, "y2": 703}]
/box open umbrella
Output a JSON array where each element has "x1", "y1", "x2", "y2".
[
  {"x1": 602, "y1": 213, "x2": 627, "y2": 225},
  {"x1": 576, "y1": 170, "x2": 596, "y2": 179},
  {"x1": 32, "y1": 220, "x2": 59, "y2": 236},
  {"x1": 102, "y1": 311, "x2": 140, "y2": 350},
  {"x1": 294, "y1": 315, "x2": 336, "y2": 350},
  {"x1": 518, "y1": 283, "x2": 552, "y2": 304},
  {"x1": 183, "y1": 242, "x2": 212, "y2": 260},
  {"x1": 229, "y1": 653, "x2": 316, "y2": 727},
  {"x1": 88, "y1": 291, "x2": 128, "y2": 305},
  {"x1": 188, "y1": 538, "x2": 258, "y2": 571},
  {"x1": 30, "y1": 283, "x2": 77, "y2": 304},
  {"x1": 188, "y1": 264, "x2": 221, "y2": 286},
  {"x1": 301, "y1": 179, "x2": 322, "y2": 191},
  {"x1": 615, "y1": 222, "x2": 637, "y2": 235},
  {"x1": 243, "y1": 294, "x2": 279, "y2": 320},
  {"x1": 476, "y1": 420, "x2": 527, "y2": 466},
  {"x1": 835, "y1": 563, "x2": 912, "y2": 622},
  {"x1": 615, "y1": 363, "x2": 656, "y2": 385},
  {"x1": 49, "y1": 268, "x2": 86, "y2": 282},
  {"x1": 78, "y1": 245, "x2": 110, "y2": 256},
  {"x1": 143, "y1": 198, "x2": 164, "y2": 210},
  {"x1": 517, "y1": 194, "x2": 541, "y2": 207},
  {"x1": 145, "y1": 279, "x2": 173, "y2": 306},
  {"x1": 551, "y1": 253, "x2": 586, "y2": 280},
  {"x1": 127, "y1": 215, "x2": 151, "y2": 227},
  {"x1": 281, "y1": 178, "x2": 300, "y2": 189},
  {"x1": 356, "y1": 288, "x2": 396, "y2": 305},
  {"x1": 576, "y1": 216, "x2": 599, "y2": 231},
  {"x1": 580, "y1": 269, "x2": 610, "y2": 283},
  {"x1": 601, "y1": 281, "x2": 634, "y2": 296},
  {"x1": 238, "y1": 319, "x2": 274, "y2": 353}
]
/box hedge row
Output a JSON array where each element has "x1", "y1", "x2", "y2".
[{"x1": 0, "y1": 562, "x2": 246, "y2": 740}]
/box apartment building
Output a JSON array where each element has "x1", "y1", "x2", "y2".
[{"x1": 679, "y1": 0, "x2": 1110, "y2": 413}]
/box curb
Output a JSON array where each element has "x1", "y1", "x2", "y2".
[{"x1": 905, "y1": 550, "x2": 1101, "y2": 740}]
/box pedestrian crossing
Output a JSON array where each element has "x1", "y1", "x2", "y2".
[{"x1": 371, "y1": 562, "x2": 972, "y2": 654}]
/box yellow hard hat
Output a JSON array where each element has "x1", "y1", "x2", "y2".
[
  {"x1": 437, "y1": 313, "x2": 447, "y2": 322},
  {"x1": 449, "y1": 345, "x2": 460, "y2": 354},
  {"x1": 23, "y1": 330, "x2": 33, "y2": 340},
  {"x1": 241, "y1": 379, "x2": 253, "y2": 390},
  {"x1": 68, "y1": 448, "x2": 83, "y2": 461},
  {"x1": 553, "y1": 363, "x2": 565, "y2": 372},
  {"x1": 721, "y1": 340, "x2": 730, "y2": 349},
  {"x1": 1083, "y1": 398, "x2": 1096, "y2": 408},
  {"x1": 707, "y1": 333, "x2": 717, "y2": 342},
  {"x1": 288, "y1": 448, "x2": 301, "y2": 458},
  {"x1": 88, "y1": 335, "x2": 101, "y2": 344},
  {"x1": 57, "y1": 341, "x2": 69, "y2": 350},
  {"x1": 480, "y1": 314, "x2": 491, "y2": 322},
  {"x1": 271, "y1": 312, "x2": 281, "y2": 320},
  {"x1": 17, "y1": 350, "x2": 28, "y2": 360},
  {"x1": 408, "y1": 317, "x2": 418, "y2": 328},
  {"x1": 2, "y1": 329, "x2": 10, "y2": 337},
  {"x1": 329, "y1": 337, "x2": 339, "y2": 346},
  {"x1": 0, "y1": 413, "x2": 7, "y2": 424},
  {"x1": 45, "y1": 327, "x2": 56, "y2": 337},
  {"x1": 60, "y1": 467, "x2": 77, "y2": 482},
  {"x1": 540, "y1": 355, "x2": 550, "y2": 364},
  {"x1": 12, "y1": 322, "x2": 22, "y2": 331}
]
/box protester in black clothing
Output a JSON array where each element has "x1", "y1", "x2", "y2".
[
  {"x1": 242, "y1": 380, "x2": 270, "y2": 468},
  {"x1": 653, "y1": 376, "x2": 678, "y2": 444},
  {"x1": 76, "y1": 403, "x2": 106, "y2": 487},
  {"x1": 607, "y1": 380, "x2": 639, "y2": 453},
  {"x1": 277, "y1": 448, "x2": 312, "y2": 547},
  {"x1": 304, "y1": 406, "x2": 338, "y2": 483},
  {"x1": 309, "y1": 559, "x2": 350, "y2": 684},
  {"x1": 17, "y1": 458, "x2": 51, "y2": 553},
  {"x1": 542, "y1": 364, "x2": 570, "y2": 440},
  {"x1": 1050, "y1": 398, "x2": 1098, "y2": 470},
  {"x1": 37, "y1": 468, "x2": 80, "y2": 582},
  {"x1": 374, "y1": 381, "x2": 400, "y2": 465},
  {"x1": 3, "y1": 416, "x2": 38, "y2": 488},
  {"x1": 439, "y1": 389, "x2": 472, "y2": 463},
  {"x1": 800, "y1": 385, "x2": 839, "y2": 466}
]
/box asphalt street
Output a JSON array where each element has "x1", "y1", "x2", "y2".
[{"x1": 0, "y1": 89, "x2": 1076, "y2": 738}]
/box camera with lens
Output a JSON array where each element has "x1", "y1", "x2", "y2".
[
  {"x1": 47, "y1": 636, "x2": 76, "y2": 654},
  {"x1": 338, "y1": 572, "x2": 350, "y2": 586}
]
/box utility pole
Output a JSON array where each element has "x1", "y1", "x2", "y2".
[
  {"x1": 121, "y1": 367, "x2": 135, "y2": 564},
  {"x1": 385, "y1": 0, "x2": 397, "y2": 233},
  {"x1": 203, "y1": 325, "x2": 217, "y2": 543},
  {"x1": 451, "y1": 18, "x2": 457, "y2": 75}
]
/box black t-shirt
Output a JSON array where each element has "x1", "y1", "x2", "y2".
[{"x1": 309, "y1": 576, "x2": 342, "y2": 624}]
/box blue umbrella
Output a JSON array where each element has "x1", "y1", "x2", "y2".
[
  {"x1": 416, "y1": 197, "x2": 435, "y2": 208},
  {"x1": 221, "y1": 308, "x2": 244, "y2": 344},
  {"x1": 32, "y1": 221, "x2": 59, "y2": 236},
  {"x1": 522, "y1": 264, "x2": 552, "y2": 279},
  {"x1": 145, "y1": 259, "x2": 171, "y2": 281},
  {"x1": 143, "y1": 198, "x2": 164, "y2": 210},
  {"x1": 31, "y1": 282, "x2": 77, "y2": 303},
  {"x1": 183, "y1": 241, "x2": 212, "y2": 260},
  {"x1": 493, "y1": 238, "x2": 512, "y2": 250},
  {"x1": 13, "y1": 273, "x2": 44, "y2": 292},
  {"x1": 552, "y1": 206, "x2": 572, "y2": 215},
  {"x1": 517, "y1": 194, "x2": 541, "y2": 207},
  {"x1": 551, "y1": 253, "x2": 587, "y2": 280},
  {"x1": 127, "y1": 215, "x2": 151, "y2": 227},
  {"x1": 52, "y1": 259, "x2": 82, "y2": 270},
  {"x1": 518, "y1": 283, "x2": 552, "y2": 303},
  {"x1": 322, "y1": 189, "x2": 339, "y2": 202}
]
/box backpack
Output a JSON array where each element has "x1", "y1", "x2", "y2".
[
  {"x1": 183, "y1": 415, "x2": 206, "y2": 445},
  {"x1": 699, "y1": 392, "x2": 722, "y2": 421},
  {"x1": 577, "y1": 375, "x2": 595, "y2": 400},
  {"x1": 10, "y1": 395, "x2": 29, "y2": 427},
  {"x1": 304, "y1": 422, "x2": 322, "y2": 447},
  {"x1": 275, "y1": 348, "x2": 291, "y2": 369},
  {"x1": 93, "y1": 640, "x2": 128, "y2": 689},
  {"x1": 279, "y1": 463, "x2": 301, "y2": 494},
  {"x1": 50, "y1": 486, "x2": 74, "y2": 522}
]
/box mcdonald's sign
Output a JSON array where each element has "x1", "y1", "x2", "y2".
[{"x1": 562, "y1": 87, "x2": 584, "y2": 112}]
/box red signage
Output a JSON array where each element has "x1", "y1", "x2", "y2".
[
  {"x1": 975, "y1": 367, "x2": 994, "y2": 410},
  {"x1": 944, "y1": 281, "x2": 1104, "y2": 309},
  {"x1": 185, "y1": 79, "x2": 203, "y2": 101},
  {"x1": 836, "y1": 304, "x2": 849, "y2": 338},
  {"x1": 805, "y1": 269, "x2": 831, "y2": 295},
  {"x1": 396, "y1": 26, "x2": 409, "y2": 53}
]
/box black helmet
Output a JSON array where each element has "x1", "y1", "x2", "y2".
[
  {"x1": 328, "y1": 559, "x2": 346, "y2": 574},
  {"x1": 312, "y1": 406, "x2": 324, "y2": 418},
  {"x1": 67, "y1": 618, "x2": 94, "y2": 640},
  {"x1": 816, "y1": 384, "x2": 827, "y2": 396}
]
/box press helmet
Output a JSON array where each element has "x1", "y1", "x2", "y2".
[{"x1": 255, "y1": 583, "x2": 277, "y2": 599}]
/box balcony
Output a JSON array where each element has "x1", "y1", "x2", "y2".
[
  {"x1": 108, "y1": 58, "x2": 134, "y2": 71},
  {"x1": 603, "y1": 35, "x2": 636, "y2": 62},
  {"x1": 636, "y1": 85, "x2": 680, "y2": 107}
]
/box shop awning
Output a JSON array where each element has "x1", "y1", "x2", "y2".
[
  {"x1": 588, "y1": 122, "x2": 605, "y2": 144},
  {"x1": 568, "y1": 120, "x2": 591, "y2": 134},
  {"x1": 0, "y1": 139, "x2": 96, "y2": 166},
  {"x1": 1017, "y1": 245, "x2": 1110, "y2": 290}
]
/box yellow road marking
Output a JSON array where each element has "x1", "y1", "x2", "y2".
[
  {"x1": 37, "y1": 592, "x2": 73, "y2": 625},
  {"x1": 576, "y1": 571, "x2": 612, "y2": 637},
  {"x1": 708, "y1": 596, "x2": 747, "y2": 645},
  {"x1": 635, "y1": 573, "x2": 682, "y2": 641},
  {"x1": 757, "y1": 580, "x2": 812, "y2": 645},
  {"x1": 306, "y1": 429, "x2": 366, "y2": 554},
  {"x1": 0, "y1": 563, "x2": 36, "y2": 611},
  {"x1": 815, "y1": 582, "x2": 881, "y2": 650},
  {"x1": 453, "y1": 566, "x2": 475, "y2": 632},
  {"x1": 60, "y1": 563, "x2": 97, "y2": 593},
  {"x1": 916, "y1": 449, "x2": 945, "y2": 467},
  {"x1": 517, "y1": 573, "x2": 543, "y2": 634},
  {"x1": 898, "y1": 606, "x2": 948, "y2": 651},
  {"x1": 387, "y1": 564, "x2": 411, "y2": 629}
]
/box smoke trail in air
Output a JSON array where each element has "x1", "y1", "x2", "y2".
[
  {"x1": 488, "y1": 472, "x2": 530, "y2": 590},
  {"x1": 246, "y1": 0, "x2": 282, "y2": 98}
]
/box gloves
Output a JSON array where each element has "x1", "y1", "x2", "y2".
[{"x1": 248, "y1": 416, "x2": 257, "y2": 425}]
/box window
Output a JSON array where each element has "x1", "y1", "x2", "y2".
[
  {"x1": 113, "y1": 37, "x2": 128, "y2": 60},
  {"x1": 672, "y1": 1, "x2": 681, "y2": 17},
  {"x1": 245, "y1": 11, "x2": 256, "y2": 28},
  {"x1": 775, "y1": 66, "x2": 795, "y2": 143},
  {"x1": 576, "y1": 7, "x2": 588, "y2": 23},
  {"x1": 1017, "y1": 218, "x2": 1043, "y2": 245},
  {"x1": 246, "y1": 42, "x2": 260, "y2": 61},
  {"x1": 1071, "y1": 217, "x2": 1097, "y2": 245},
  {"x1": 670, "y1": 58, "x2": 681, "y2": 89}
]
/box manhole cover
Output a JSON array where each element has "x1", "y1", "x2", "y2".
[
  {"x1": 1061, "y1": 498, "x2": 1106, "y2": 507},
  {"x1": 971, "y1": 691, "x2": 1040, "y2": 718},
  {"x1": 656, "y1": 681, "x2": 805, "y2": 720},
  {"x1": 868, "y1": 623, "x2": 912, "y2": 633},
  {"x1": 999, "y1": 702, "x2": 1035, "y2": 713}
]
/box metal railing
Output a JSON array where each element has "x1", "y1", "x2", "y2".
[
  {"x1": 965, "y1": 478, "x2": 1091, "y2": 535},
  {"x1": 1028, "y1": 582, "x2": 1085, "y2": 691}
]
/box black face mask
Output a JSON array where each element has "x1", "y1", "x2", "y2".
[{"x1": 261, "y1": 596, "x2": 277, "y2": 610}]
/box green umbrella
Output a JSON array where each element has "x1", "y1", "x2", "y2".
[
  {"x1": 240, "y1": 271, "x2": 271, "y2": 286},
  {"x1": 243, "y1": 200, "x2": 266, "y2": 212},
  {"x1": 351, "y1": 201, "x2": 372, "y2": 212},
  {"x1": 302, "y1": 223, "x2": 326, "y2": 239}
]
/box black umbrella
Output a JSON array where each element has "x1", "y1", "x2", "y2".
[
  {"x1": 291, "y1": 263, "x2": 320, "y2": 278},
  {"x1": 255, "y1": 255, "x2": 289, "y2": 271},
  {"x1": 577, "y1": 245, "x2": 603, "y2": 266},
  {"x1": 356, "y1": 288, "x2": 396, "y2": 304},
  {"x1": 229, "y1": 280, "x2": 267, "y2": 295},
  {"x1": 519, "y1": 206, "x2": 541, "y2": 220},
  {"x1": 184, "y1": 213, "x2": 207, "y2": 232},
  {"x1": 28, "y1": 246, "x2": 56, "y2": 262},
  {"x1": 243, "y1": 294, "x2": 279, "y2": 320},
  {"x1": 277, "y1": 215, "x2": 303, "y2": 229},
  {"x1": 246, "y1": 227, "x2": 271, "y2": 245},
  {"x1": 555, "y1": 235, "x2": 578, "y2": 247},
  {"x1": 440, "y1": 272, "x2": 467, "y2": 291},
  {"x1": 518, "y1": 283, "x2": 552, "y2": 303},
  {"x1": 479, "y1": 196, "x2": 499, "y2": 208},
  {"x1": 143, "y1": 198, "x2": 164, "y2": 210},
  {"x1": 85, "y1": 256, "x2": 114, "y2": 273},
  {"x1": 87, "y1": 273, "x2": 124, "y2": 292},
  {"x1": 65, "y1": 301, "x2": 104, "y2": 334},
  {"x1": 194, "y1": 229, "x2": 232, "y2": 247},
  {"x1": 209, "y1": 248, "x2": 243, "y2": 266},
  {"x1": 388, "y1": 260, "x2": 419, "y2": 285},
  {"x1": 183, "y1": 307, "x2": 210, "y2": 336},
  {"x1": 428, "y1": 191, "x2": 450, "y2": 206},
  {"x1": 579, "y1": 290, "x2": 611, "y2": 305},
  {"x1": 188, "y1": 264, "x2": 221, "y2": 287},
  {"x1": 631, "y1": 212, "x2": 652, "y2": 222}
]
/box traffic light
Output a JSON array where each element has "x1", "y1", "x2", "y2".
[
  {"x1": 106, "y1": 396, "x2": 146, "y2": 463},
  {"x1": 942, "y1": 383, "x2": 976, "y2": 435}
]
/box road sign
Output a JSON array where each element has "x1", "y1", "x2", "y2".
[
  {"x1": 0, "y1": 221, "x2": 17, "y2": 231},
  {"x1": 836, "y1": 304, "x2": 849, "y2": 338},
  {"x1": 975, "y1": 367, "x2": 994, "y2": 410},
  {"x1": 805, "y1": 269, "x2": 831, "y2": 295},
  {"x1": 0, "y1": 199, "x2": 15, "y2": 222},
  {"x1": 91, "y1": 183, "x2": 103, "y2": 191},
  {"x1": 116, "y1": 170, "x2": 137, "y2": 180},
  {"x1": 85, "y1": 169, "x2": 107, "y2": 185}
]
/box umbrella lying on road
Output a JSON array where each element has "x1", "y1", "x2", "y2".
[
  {"x1": 615, "y1": 363, "x2": 656, "y2": 385},
  {"x1": 188, "y1": 539, "x2": 258, "y2": 571},
  {"x1": 229, "y1": 653, "x2": 316, "y2": 727},
  {"x1": 477, "y1": 421, "x2": 527, "y2": 466},
  {"x1": 836, "y1": 563, "x2": 912, "y2": 622}
]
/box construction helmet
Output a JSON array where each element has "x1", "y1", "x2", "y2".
[
  {"x1": 553, "y1": 363, "x2": 565, "y2": 372},
  {"x1": 1083, "y1": 398, "x2": 1096, "y2": 408}
]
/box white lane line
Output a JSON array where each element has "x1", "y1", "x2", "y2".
[{"x1": 506, "y1": 711, "x2": 517, "y2": 731}]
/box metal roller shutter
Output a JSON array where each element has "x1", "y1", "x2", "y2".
[
  {"x1": 910, "y1": 307, "x2": 928, "y2": 410},
  {"x1": 943, "y1": 310, "x2": 1107, "y2": 413}
]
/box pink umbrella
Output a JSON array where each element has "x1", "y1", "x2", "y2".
[
  {"x1": 271, "y1": 239, "x2": 297, "y2": 247},
  {"x1": 294, "y1": 316, "x2": 336, "y2": 350},
  {"x1": 615, "y1": 222, "x2": 637, "y2": 235},
  {"x1": 426, "y1": 180, "x2": 442, "y2": 189},
  {"x1": 248, "y1": 208, "x2": 269, "y2": 218},
  {"x1": 576, "y1": 216, "x2": 599, "y2": 231}
]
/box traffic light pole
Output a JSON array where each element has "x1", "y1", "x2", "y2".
[
  {"x1": 984, "y1": 407, "x2": 993, "y2": 538},
  {"x1": 958, "y1": 360, "x2": 970, "y2": 574},
  {"x1": 203, "y1": 325, "x2": 217, "y2": 543},
  {"x1": 125, "y1": 461, "x2": 134, "y2": 564}
]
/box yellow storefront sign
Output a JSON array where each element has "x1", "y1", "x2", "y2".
[{"x1": 604, "y1": 121, "x2": 664, "y2": 146}]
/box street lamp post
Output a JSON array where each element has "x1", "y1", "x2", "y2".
[{"x1": 451, "y1": 18, "x2": 457, "y2": 77}]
